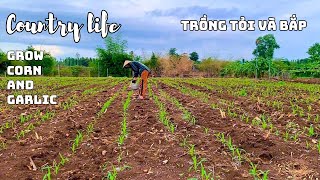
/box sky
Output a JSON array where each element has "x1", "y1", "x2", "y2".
[{"x1": 0, "y1": 0, "x2": 319, "y2": 60}]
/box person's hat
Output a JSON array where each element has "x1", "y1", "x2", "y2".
[{"x1": 123, "y1": 60, "x2": 132, "y2": 68}]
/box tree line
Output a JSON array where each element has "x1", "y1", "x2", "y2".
[{"x1": 1, "y1": 34, "x2": 319, "y2": 78}]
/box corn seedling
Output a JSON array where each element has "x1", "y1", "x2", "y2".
[
  {"x1": 52, "y1": 153, "x2": 69, "y2": 175},
  {"x1": 104, "y1": 165, "x2": 117, "y2": 180},
  {"x1": 71, "y1": 131, "x2": 83, "y2": 153},
  {"x1": 238, "y1": 89, "x2": 247, "y2": 96},
  {"x1": 0, "y1": 141, "x2": 6, "y2": 150},
  {"x1": 190, "y1": 155, "x2": 206, "y2": 172},
  {"x1": 20, "y1": 114, "x2": 32, "y2": 124},
  {"x1": 226, "y1": 137, "x2": 235, "y2": 156},
  {"x1": 16, "y1": 130, "x2": 26, "y2": 140},
  {"x1": 180, "y1": 136, "x2": 188, "y2": 148},
  {"x1": 249, "y1": 162, "x2": 259, "y2": 179},
  {"x1": 215, "y1": 132, "x2": 243, "y2": 163},
  {"x1": 188, "y1": 144, "x2": 196, "y2": 157},
  {"x1": 314, "y1": 115, "x2": 319, "y2": 123},
  {"x1": 291, "y1": 132, "x2": 300, "y2": 142},
  {"x1": 98, "y1": 90, "x2": 122, "y2": 116},
  {"x1": 61, "y1": 97, "x2": 78, "y2": 110},
  {"x1": 200, "y1": 163, "x2": 214, "y2": 180},
  {"x1": 308, "y1": 105, "x2": 312, "y2": 112},
  {"x1": 123, "y1": 91, "x2": 133, "y2": 112},
  {"x1": 42, "y1": 165, "x2": 52, "y2": 180},
  {"x1": 86, "y1": 122, "x2": 94, "y2": 135},
  {"x1": 204, "y1": 127, "x2": 209, "y2": 134},
  {"x1": 52, "y1": 160, "x2": 59, "y2": 174},
  {"x1": 283, "y1": 131, "x2": 289, "y2": 141},
  {"x1": 259, "y1": 170, "x2": 269, "y2": 180},
  {"x1": 308, "y1": 125, "x2": 315, "y2": 137},
  {"x1": 41, "y1": 111, "x2": 55, "y2": 122},
  {"x1": 306, "y1": 141, "x2": 311, "y2": 150},
  {"x1": 59, "y1": 153, "x2": 69, "y2": 166},
  {"x1": 152, "y1": 93, "x2": 176, "y2": 133}
]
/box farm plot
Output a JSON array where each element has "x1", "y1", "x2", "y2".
[{"x1": 0, "y1": 77, "x2": 319, "y2": 180}]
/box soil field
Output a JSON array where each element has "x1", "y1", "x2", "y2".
[{"x1": 0, "y1": 77, "x2": 319, "y2": 180}]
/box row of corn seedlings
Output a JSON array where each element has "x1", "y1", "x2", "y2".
[
  {"x1": 214, "y1": 132, "x2": 269, "y2": 180},
  {"x1": 0, "y1": 110, "x2": 55, "y2": 151},
  {"x1": 159, "y1": 89, "x2": 196, "y2": 125},
  {"x1": 42, "y1": 84, "x2": 124, "y2": 180},
  {"x1": 118, "y1": 90, "x2": 133, "y2": 146},
  {"x1": 149, "y1": 82, "x2": 215, "y2": 179},
  {"x1": 103, "y1": 89, "x2": 134, "y2": 180},
  {"x1": 15, "y1": 111, "x2": 55, "y2": 140}
]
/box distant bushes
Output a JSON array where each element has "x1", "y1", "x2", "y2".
[
  {"x1": 159, "y1": 54, "x2": 194, "y2": 77},
  {"x1": 53, "y1": 66, "x2": 92, "y2": 77},
  {"x1": 195, "y1": 58, "x2": 230, "y2": 77}
]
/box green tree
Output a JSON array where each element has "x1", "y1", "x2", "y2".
[
  {"x1": 253, "y1": 34, "x2": 280, "y2": 59},
  {"x1": 0, "y1": 50, "x2": 8, "y2": 74},
  {"x1": 150, "y1": 53, "x2": 158, "y2": 68},
  {"x1": 169, "y1": 48, "x2": 178, "y2": 56},
  {"x1": 96, "y1": 35, "x2": 132, "y2": 77},
  {"x1": 25, "y1": 46, "x2": 55, "y2": 76},
  {"x1": 189, "y1": 51, "x2": 199, "y2": 61},
  {"x1": 253, "y1": 34, "x2": 280, "y2": 78},
  {"x1": 307, "y1": 43, "x2": 320, "y2": 62},
  {"x1": 149, "y1": 52, "x2": 162, "y2": 76}
]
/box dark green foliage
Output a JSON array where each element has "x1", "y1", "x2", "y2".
[
  {"x1": 169, "y1": 48, "x2": 178, "y2": 56},
  {"x1": 0, "y1": 50, "x2": 8, "y2": 74},
  {"x1": 98, "y1": 53, "x2": 132, "y2": 77},
  {"x1": 253, "y1": 34, "x2": 280, "y2": 60},
  {"x1": 60, "y1": 57, "x2": 98, "y2": 67},
  {"x1": 189, "y1": 52, "x2": 199, "y2": 61},
  {"x1": 307, "y1": 43, "x2": 320, "y2": 62},
  {"x1": 143, "y1": 52, "x2": 162, "y2": 76},
  {"x1": 221, "y1": 61, "x2": 256, "y2": 78},
  {"x1": 95, "y1": 35, "x2": 132, "y2": 77},
  {"x1": 24, "y1": 46, "x2": 55, "y2": 76}
]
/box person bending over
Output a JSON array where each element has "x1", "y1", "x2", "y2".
[{"x1": 123, "y1": 60, "x2": 151, "y2": 99}]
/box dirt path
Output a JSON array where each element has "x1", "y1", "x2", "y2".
[
  {"x1": 159, "y1": 82, "x2": 320, "y2": 179},
  {"x1": 116, "y1": 91, "x2": 196, "y2": 180},
  {"x1": 0, "y1": 84, "x2": 122, "y2": 180}
]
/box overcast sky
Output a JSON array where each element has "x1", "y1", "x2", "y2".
[{"x1": 0, "y1": 0, "x2": 319, "y2": 60}]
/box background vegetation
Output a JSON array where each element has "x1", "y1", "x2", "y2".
[{"x1": 1, "y1": 34, "x2": 319, "y2": 78}]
